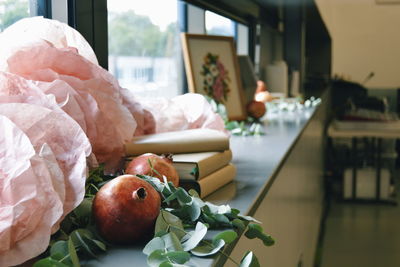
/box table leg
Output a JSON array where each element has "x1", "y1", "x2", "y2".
[
  {"x1": 352, "y1": 138, "x2": 357, "y2": 199},
  {"x1": 376, "y1": 138, "x2": 382, "y2": 200}
]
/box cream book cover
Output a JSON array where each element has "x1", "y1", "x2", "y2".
[
  {"x1": 180, "y1": 163, "x2": 236, "y2": 198},
  {"x1": 172, "y1": 150, "x2": 233, "y2": 180},
  {"x1": 124, "y1": 128, "x2": 229, "y2": 156}
]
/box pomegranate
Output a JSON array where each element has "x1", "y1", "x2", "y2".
[
  {"x1": 92, "y1": 174, "x2": 161, "y2": 244},
  {"x1": 125, "y1": 153, "x2": 179, "y2": 186},
  {"x1": 246, "y1": 100, "x2": 266, "y2": 119}
]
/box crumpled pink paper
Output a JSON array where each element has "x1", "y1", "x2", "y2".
[
  {"x1": 0, "y1": 103, "x2": 91, "y2": 218},
  {"x1": 5, "y1": 41, "x2": 140, "y2": 167},
  {"x1": 139, "y1": 93, "x2": 226, "y2": 133},
  {"x1": 0, "y1": 16, "x2": 98, "y2": 69},
  {"x1": 0, "y1": 115, "x2": 63, "y2": 267}
]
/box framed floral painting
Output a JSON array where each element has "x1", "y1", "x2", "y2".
[{"x1": 181, "y1": 33, "x2": 247, "y2": 121}]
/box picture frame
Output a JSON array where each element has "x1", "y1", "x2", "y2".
[{"x1": 181, "y1": 33, "x2": 247, "y2": 121}]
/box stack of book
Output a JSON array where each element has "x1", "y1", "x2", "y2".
[{"x1": 124, "y1": 128, "x2": 236, "y2": 198}]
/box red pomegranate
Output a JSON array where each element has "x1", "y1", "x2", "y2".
[
  {"x1": 125, "y1": 153, "x2": 179, "y2": 186},
  {"x1": 92, "y1": 175, "x2": 161, "y2": 244},
  {"x1": 246, "y1": 100, "x2": 267, "y2": 119}
]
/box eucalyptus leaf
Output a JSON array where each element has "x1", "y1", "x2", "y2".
[
  {"x1": 70, "y1": 229, "x2": 97, "y2": 258},
  {"x1": 204, "y1": 202, "x2": 231, "y2": 214},
  {"x1": 163, "y1": 188, "x2": 192, "y2": 204},
  {"x1": 68, "y1": 238, "x2": 80, "y2": 267},
  {"x1": 232, "y1": 219, "x2": 246, "y2": 230},
  {"x1": 161, "y1": 232, "x2": 183, "y2": 252},
  {"x1": 238, "y1": 214, "x2": 261, "y2": 223},
  {"x1": 239, "y1": 251, "x2": 260, "y2": 267},
  {"x1": 147, "y1": 249, "x2": 168, "y2": 267},
  {"x1": 214, "y1": 214, "x2": 230, "y2": 225},
  {"x1": 165, "y1": 251, "x2": 191, "y2": 264},
  {"x1": 212, "y1": 230, "x2": 238, "y2": 245},
  {"x1": 190, "y1": 239, "x2": 225, "y2": 257},
  {"x1": 179, "y1": 201, "x2": 201, "y2": 221},
  {"x1": 244, "y1": 224, "x2": 275, "y2": 246},
  {"x1": 159, "y1": 262, "x2": 174, "y2": 267},
  {"x1": 175, "y1": 188, "x2": 193, "y2": 204},
  {"x1": 73, "y1": 198, "x2": 92, "y2": 220},
  {"x1": 244, "y1": 224, "x2": 263, "y2": 239},
  {"x1": 89, "y1": 239, "x2": 107, "y2": 252},
  {"x1": 155, "y1": 210, "x2": 185, "y2": 240},
  {"x1": 33, "y1": 258, "x2": 69, "y2": 267},
  {"x1": 188, "y1": 189, "x2": 200, "y2": 198},
  {"x1": 181, "y1": 222, "x2": 208, "y2": 251},
  {"x1": 143, "y1": 237, "x2": 165, "y2": 256},
  {"x1": 50, "y1": 240, "x2": 72, "y2": 266},
  {"x1": 201, "y1": 213, "x2": 217, "y2": 225}
]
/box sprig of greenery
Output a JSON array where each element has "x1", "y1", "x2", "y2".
[
  {"x1": 137, "y1": 174, "x2": 274, "y2": 267},
  {"x1": 207, "y1": 96, "x2": 265, "y2": 136},
  {"x1": 33, "y1": 166, "x2": 274, "y2": 267}
]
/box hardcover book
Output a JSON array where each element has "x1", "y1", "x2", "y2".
[
  {"x1": 179, "y1": 163, "x2": 236, "y2": 198},
  {"x1": 124, "y1": 128, "x2": 229, "y2": 156},
  {"x1": 172, "y1": 150, "x2": 232, "y2": 180}
]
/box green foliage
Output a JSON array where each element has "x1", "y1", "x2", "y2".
[
  {"x1": 34, "y1": 166, "x2": 274, "y2": 267},
  {"x1": 138, "y1": 174, "x2": 273, "y2": 266},
  {"x1": 207, "y1": 97, "x2": 265, "y2": 136}
]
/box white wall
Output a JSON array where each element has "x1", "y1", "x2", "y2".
[{"x1": 316, "y1": 0, "x2": 400, "y2": 89}]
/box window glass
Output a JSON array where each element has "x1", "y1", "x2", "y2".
[
  {"x1": 0, "y1": 0, "x2": 30, "y2": 32},
  {"x1": 205, "y1": 10, "x2": 234, "y2": 36},
  {"x1": 237, "y1": 23, "x2": 249, "y2": 55},
  {"x1": 108, "y1": 0, "x2": 181, "y2": 98}
]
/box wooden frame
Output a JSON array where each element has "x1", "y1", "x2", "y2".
[{"x1": 181, "y1": 33, "x2": 247, "y2": 121}]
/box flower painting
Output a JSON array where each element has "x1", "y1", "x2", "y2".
[
  {"x1": 200, "y1": 53, "x2": 231, "y2": 103},
  {"x1": 181, "y1": 33, "x2": 247, "y2": 120}
]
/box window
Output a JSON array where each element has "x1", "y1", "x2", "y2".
[
  {"x1": 205, "y1": 10, "x2": 234, "y2": 36},
  {"x1": 0, "y1": 0, "x2": 30, "y2": 32},
  {"x1": 107, "y1": 0, "x2": 182, "y2": 98}
]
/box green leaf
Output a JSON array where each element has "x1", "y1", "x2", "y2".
[
  {"x1": 244, "y1": 224, "x2": 275, "y2": 246},
  {"x1": 163, "y1": 188, "x2": 192, "y2": 204},
  {"x1": 190, "y1": 239, "x2": 225, "y2": 257},
  {"x1": 165, "y1": 251, "x2": 191, "y2": 264},
  {"x1": 175, "y1": 188, "x2": 193, "y2": 204},
  {"x1": 50, "y1": 240, "x2": 70, "y2": 262},
  {"x1": 188, "y1": 189, "x2": 200, "y2": 198},
  {"x1": 201, "y1": 213, "x2": 217, "y2": 225},
  {"x1": 161, "y1": 232, "x2": 183, "y2": 252},
  {"x1": 68, "y1": 238, "x2": 80, "y2": 267},
  {"x1": 214, "y1": 214, "x2": 230, "y2": 224},
  {"x1": 73, "y1": 198, "x2": 92, "y2": 219},
  {"x1": 212, "y1": 230, "x2": 238, "y2": 245},
  {"x1": 70, "y1": 229, "x2": 97, "y2": 258},
  {"x1": 238, "y1": 214, "x2": 261, "y2": 223},
  {"x1": 244, "y1": 224, "x2": 263, "y2": 239},
  {"x1": 179, "y1": 201, "x2": 201, "y2": 221},
  {"x1": 155, "y1": 210, "x2": 185, "y2": 240},
  {"x1": 181, "y1": 222, "x2": 208, "y2": 251},
  {"x1": 159, "y1": 262, "x2": 174, "y2": 267},
  {"x1": 239, "y1": 251, "x2": 260, "y2": 267},
  {"x1": 33, "y1": 258, "x2": 69, "y2": 267},
  {"x1": 204, "y1": 202, "x2": 231, "y2": 215},
  {"x1": 147, "y1": 249, "x2": 168, "y2": 267},
  {"x1": 143, "y1": 237, "x2": 165, "y2": 256},
  {"x1": 90, "y1": 239, "x2": 107, "y2": 252},
  {"x1": 232, "y1": 219, "x2": 246, "y2": 230}
]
